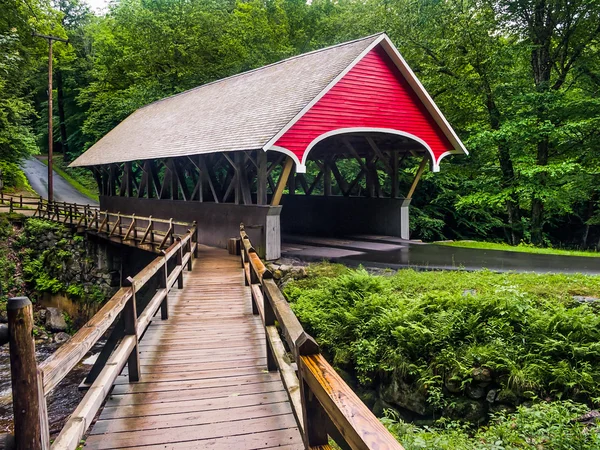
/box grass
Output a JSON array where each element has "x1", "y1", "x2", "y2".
[
  {"x1": 436, "y1": 240, "x2": 600, "y2": 258},
  {"x1": 38, "y1": 155, "x2": 99, "y2": 202}
]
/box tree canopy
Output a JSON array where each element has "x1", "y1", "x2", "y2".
[{"x1": 1, "y1": 0, "x2": 599, "y2": 247}]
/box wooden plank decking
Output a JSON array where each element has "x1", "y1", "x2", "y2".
[{"x1": 84, "y1": 246, "x2": 304, "y2": 450}]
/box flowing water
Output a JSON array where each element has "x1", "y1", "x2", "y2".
[{"x1": 0, "y1": 339, "x2": 103, "y2": 437}]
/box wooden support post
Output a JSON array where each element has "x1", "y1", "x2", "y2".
[
  {"x1": 82, "y1": 318, "x2": 123, "y2": 387},
  {"x1": 7, "y1": 297, "x2": 48, "y2": 450},
  {"x1": 158, "y1": 257, "x2": 169, "y2": 320},
  {"x1": 271, "y1": 157, "x2": 293, "y2": 206},
  {"x1": 122, "y1": 278, "x2": 140, "y2": 382},
  {"x1": 19, "y1": 194, "x2": 22, "y2": 208},
  {"x1": 257, "y1": 150, "x2": 267, "y2": 205},
  {"x1": 186, "y1": 240, "x2": 193, "y2": 270},
  {"x1": 288, "y1": 167, "x2": 296, "y2": 196},
  {"x1": 295, "y1": 333, "x2": 327, "y2": 449},
  {"x1": 192, "y1": 222, "x2": 198, "y2": 258},
  {"x1": 176, "y1": 237, "x2": 184, "y2": 289},
  {"x1": 263, "y1": 286, "x2": 277, "y2": 372},
  {"x1": 392, "y1": 151, "x2": 399, "y2": 198},
  {"x1": 324, "y1": 161, "x2": 332, "y2": 197},
  {"x1": 9, "y1": 197, "x2": 13, "y2": 214},
  {"x1": 406, "y1": 156, "x2": 429, "y2": 200}
]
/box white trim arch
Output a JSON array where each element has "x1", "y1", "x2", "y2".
[{"x1": 264, "y1": 127, "x2": 444, "y2": 173}]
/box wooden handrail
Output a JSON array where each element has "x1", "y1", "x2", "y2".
[
  {"x1": 240, "y1": 223, "x2": 404, "y2": 450},
  {"x1": 6, "y1": 220, "x2": 198, "y2": 449},
  {"x1": 33, "y1": 200, "x2": 196, "y2": 253}
]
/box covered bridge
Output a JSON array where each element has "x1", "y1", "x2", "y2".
[{"x1": 71, "y1": 33, "x2": 467, "y2": 259}]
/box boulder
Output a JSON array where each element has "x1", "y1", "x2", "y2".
[
  {"x1": 45, "y1": 307, "x2": 68, "y2": 332},
  {"x1": 486, "y1": 389, "x2": 497, "y2": 403},
  {"x1": 0, "y1": 310, "x2": 7, "y2": 324},
  {"x1": 471, "y1": 367, "x2": 492, "y2": 384},
  {"x1": 466, "y1": 383, "x2": 486, "y2": 400},
  {"x1": 444, "y1": 398, "x2": 486, "y2": 423},
  {"x1": 54, "y1": 332, "x2": 70, "y2": 344},
  {"x1": 380, "y1": 377, "x2": 432, "y2": 416}
]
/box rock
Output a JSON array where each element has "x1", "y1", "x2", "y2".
[
  {"x1": 462, "y1": 289, "x2": 477, "y2": 297},
  {"x1": 466, "y1": 383, "x2": 486, "y2": 400},
  {"x1": 486, "y1": 389, "x2": 497, "y2": 403},
  {"x1": 489, "y1": 403, "x2": 515, "y2": 415},
  {"x1": 380, "y1": 377, "x2": 432, "y2": 416},
  {"x1": 444, "y1": 398, "x2": 486, "y2": 423},
  {"x1": 291, "y1": 267, "x2": 308, "y2": 279},
  {"x1": 471, "y1": 367, "x2": 492, "y2": 384},
  {"x1": 444, "y1": 376, "x2": 463, "y2": 394},
  {"x1": 45, "y1": 307, "x2": 68, "y2": 332},
  {"x1": 54, "y1": 332, "x2": 70, "y2": 344},
  {"x1": 272, "y1": 270, "x2": 283, "y2": 280},
  {"x1": 573, "y1": 295, "x2": 600, "y2": 303},
  {"x1": 278, "y1": 264, "x2": 292, "y2": 273},
  {"x1": 0, "y1": 310, "x2": 7, "y2": 324},
  {"x1": 38, "y1": 309, "x2": 47, "y2": 322},
  {"x1": 496, "y1": 389, "x2": 519, "y2": 406}
]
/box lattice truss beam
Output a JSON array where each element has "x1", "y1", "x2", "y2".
[{"x1": 92, "y1": 135, "x2": 429, "y2": 206}]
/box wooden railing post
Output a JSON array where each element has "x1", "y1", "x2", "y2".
[
  {"x1": 192, "y1": 221, "x2": 198, "y2": 258},
  {"x1": 19, "y1": 194, "x2": 22, "y2": 208},
  {"x1": 69, "y1": 204, "x2": 73, "y2": 226},
  {"x1": 295, "y1": 333, "x2": 327, "y2": 449},
  {"x1": 159, "y1": 256, "x2": 169, "y2": 320},
  {"x1": 122, "y1": 278, "x2": 140, "y2": 382},
  {"x1": 176, "y1": 237, "x2": 184, "y2": 289},
  {"x1": 7, "y1": 297, "x2": 49, "y2": 450},
  {"x1": 9, "y1": 197, "x2": 13, "y2": 214},
  {"x1": 263, "y1": 280, "x2": 277, "y2": 372}
]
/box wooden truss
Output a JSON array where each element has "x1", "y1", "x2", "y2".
[{"x1": 93, "y1": 141, "x2": 429, "y2": 206}]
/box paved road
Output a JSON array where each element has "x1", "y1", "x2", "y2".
[
  {"x1": 21, "y1": 157, "x2": 99, "y2": 206},
  {"x1": 282, "y1": 234, "x2": 600, "y2": 275}
]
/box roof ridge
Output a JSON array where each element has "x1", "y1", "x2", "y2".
[{"x1": 138, "y1": 33, "x2": 386, "y2": 111}]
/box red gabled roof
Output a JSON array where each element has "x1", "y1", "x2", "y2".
[{"x1": 265, "y1": 35, "x2": 467, "y2": 172}]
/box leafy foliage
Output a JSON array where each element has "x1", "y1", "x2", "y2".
[
  {"x1": 383, "y1": 401, "x2": 600, "y2": 449},
  {"x1": 285, "y1": 265, "x2": 600, "y2": 403}
]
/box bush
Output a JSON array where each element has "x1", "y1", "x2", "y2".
[
  {"x1": 0, "y1": 161, "x2": 31, "y2": 191},
  {"x1": 284, "y1": 266, "x2": 600, "y2": 405},
  {"x1": 383, "y1": 401, "x2": 600, "y2": 449}
]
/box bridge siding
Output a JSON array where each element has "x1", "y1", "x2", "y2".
[{"x1": 84, "y1": 246, "x2": 303, "y2": 449}]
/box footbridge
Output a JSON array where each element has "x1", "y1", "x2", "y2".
[{"x1": 3, "y1": 200, "x2": 403, "y2": 450}]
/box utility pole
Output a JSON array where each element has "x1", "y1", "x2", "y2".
[{"x1": 33, "y1": 33, "x2": 68, "y2": 203}]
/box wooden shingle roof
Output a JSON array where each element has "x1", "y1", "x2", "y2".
[{"x1": 70, "y1": 34, "x2": 384, "y2": 167}]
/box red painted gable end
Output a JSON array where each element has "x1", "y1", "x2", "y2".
[{"x1": 273, "y1": 45, "x2": 454, "y2": 166}]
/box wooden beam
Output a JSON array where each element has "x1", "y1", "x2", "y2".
[
  {"x1": 172, "y1": 159, "x2": 191, "y2": 201},
  {"x1": 365, "y1": 136, "x2": 392, "y2": 172},
  {"x1": 392, "y1": 151, "x2": 399, "y2": 199},
  {"x1": 257, "y1": 150, "x2": 267, "y2": 205},
  {"x1": 406, "y1": 156, "x2": 429, "y2": 199},
  {"x1": 149, "y1": 160, "x2": 161, "y2": 198},
  {"x1": 271, "y1": 157, "x2": 293, "y2": 206},
  {"x1": 199, "y1": 156, "x2": 221, "y2": 203}
]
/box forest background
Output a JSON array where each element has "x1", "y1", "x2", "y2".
[{"x1": 2, "y1": 0, "x2": 599, "y2": 248}]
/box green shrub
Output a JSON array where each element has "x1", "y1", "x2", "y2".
[
  {"x1": 285, "y1": 266, "x2": 600, "y2": 403},
  {"x1": 0, "y1": 161, "x2": 31, "y2": 190},
  {"x1": 383, "y1": 401, "x2": 600, "y2": 449}
]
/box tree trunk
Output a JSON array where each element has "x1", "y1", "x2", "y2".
[
  {"x1": 530, "y1": 137, "x2": 549, "y2": 245},
  {"x1": 56, "y1": 70, "x2": 69, "y2": 159},
  {"x1": 481, "y1": 79, "x2": 523, "y2": 245}
]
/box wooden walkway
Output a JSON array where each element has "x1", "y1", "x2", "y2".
[{"x1": 84, "y1": 246, "x2": 304, "y2": 449}]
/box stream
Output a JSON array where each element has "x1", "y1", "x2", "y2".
[{"x1": 0, "y1": 339, "x2": 103, "y2": 437}]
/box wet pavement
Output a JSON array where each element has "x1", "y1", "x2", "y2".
[
  {"x1": 282, "y1": 234, "x2": 600, "y2": 275},
  {"x1": 21, "y1": 157, "x2": 99, "y2": 206}
]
